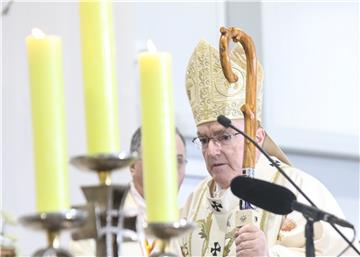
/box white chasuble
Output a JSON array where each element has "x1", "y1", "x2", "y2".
[{"x1": 179, "y1": 155, "x2": 356, "y2": 257}]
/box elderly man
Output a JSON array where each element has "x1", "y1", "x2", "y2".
[
  {"x1": 179, "y1": 40, "x2": 355, "y2": 257},
  {"x1": 71, "y1": 127, "x2": 187, "y2": 256}
]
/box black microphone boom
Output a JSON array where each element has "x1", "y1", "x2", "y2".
[
  {"x1": 291, "y1": 201, "x2": 354, "y2": 229},
  {"x1": 217, "y1": 115, "x2": 359, "y2": 255},
  {"x1": 231, "y1": 176, "x2": 354, "y2": 229}
]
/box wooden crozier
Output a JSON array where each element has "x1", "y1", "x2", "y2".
[{"x1": 219, "y1": 27, "x2": 260, "y2": 228}]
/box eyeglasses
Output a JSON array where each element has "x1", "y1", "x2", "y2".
[{"x1": 192, "y1": 132, "x2": 241, "y2": 149}]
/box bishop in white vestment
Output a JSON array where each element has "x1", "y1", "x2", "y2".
[{"x1": 178, "y1": 39, "x2": 358, "y2": 257}]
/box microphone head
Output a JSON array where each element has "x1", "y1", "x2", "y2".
[
  {"x1": 217, "y1": 115, "x2": 232, "y2": 128},
  {"x1": 230, "y1": 176, "x2": 296, "y2": 215}
]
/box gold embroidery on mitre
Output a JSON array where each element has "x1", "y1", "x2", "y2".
[{"x1": 186, "y1": 40, "x2": 264, "y2": 125}]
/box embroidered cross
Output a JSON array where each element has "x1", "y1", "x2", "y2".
[
  {"x1": 240, "y1": 214, "x2": 247, "y2": 223},
  {"x1": 211, "y1": 201, "x2": 223, "y2": 212},
  {"x1": 269, "y1": 160, "x2": 281, "y2": 167},
  {"x1": 210, "y1": 242, "x2": 221, "y2": 256}
]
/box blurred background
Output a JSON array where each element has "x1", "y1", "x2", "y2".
[{"x1": 2, "y1": 1, "x2": 359, "y2": 255}]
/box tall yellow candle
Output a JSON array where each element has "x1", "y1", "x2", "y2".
[
  {"x1": 79, "y1": 0, "x2": 120, "y2": 154},
  {"x1": 139, "y1": 41, "x2": 178, "y2": 223},
  {"x1": 26, "y1": 29, "x2": 69, "y2": 212}
]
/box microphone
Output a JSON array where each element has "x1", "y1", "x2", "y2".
[
  {"x1": 217, "y1": 115, "x2": 360, "y2": 254},
  {"x1": 231, "y1": 175, "x2": 296, "y2": 215},
  {"x1": 217, "y1": 115, "x2": 232, "y2": 128},
  {"x1": 231, "y1": 176, "x2": 354, "y2": 228}
]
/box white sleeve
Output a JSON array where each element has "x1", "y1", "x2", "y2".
[{"x1": 270, "y1": 170, "x2": 359, "y2": 256}]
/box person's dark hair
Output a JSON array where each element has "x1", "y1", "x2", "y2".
[{"x1": 130, "y1": 127, "x2": 186, "y2": 153}]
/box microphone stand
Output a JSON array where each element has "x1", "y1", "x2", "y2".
[
  {"x1": 305, "y1": 217, "x2": 315, "y2": 257},
  {"x1": 217, "y1": 115, "x2": 360, "y2": 256}
]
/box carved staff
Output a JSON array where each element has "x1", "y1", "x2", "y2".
[
  {"x1": 219, "y1": 27, "x2": 260, "y2": 226},
  {"x1": 219, "y1": 27, "x2": 257, "y2": 172}
]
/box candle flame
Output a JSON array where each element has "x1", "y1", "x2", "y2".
[
  {"x1": 32, "y1": 28, "x2": 45, "y2": 39},
  {"x1": 147, "y1": 40, "x2": 157, "y2": 53}
]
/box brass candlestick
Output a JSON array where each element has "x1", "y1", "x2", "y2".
[
  {"x1": 19, "y1": 209, "x2": 87, "y2": 257},
  {"x1": 145, "y1": 219, "x2": 194, "y2": 257},
  {"x1": 70, "y1": 151, "x2": 138, "y2": 257},
  {"x1": 71, "y1": 151, "x2": 137, "y2": 185}
]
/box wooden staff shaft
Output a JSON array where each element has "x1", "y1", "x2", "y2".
[{"x1": 219, "y1": 27, "x2": 257, "y2": 169}]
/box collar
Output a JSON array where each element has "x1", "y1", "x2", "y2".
[
  {"x1": 128, "y1": 182, "x2": 146, "y2": 213},
  {"x1": 206, "y1": 180, "x2": 239, "y2": 214}
]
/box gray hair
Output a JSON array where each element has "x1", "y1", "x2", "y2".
[{"x1": 130, "y1": 127, "x2": 186, "y2": 153}]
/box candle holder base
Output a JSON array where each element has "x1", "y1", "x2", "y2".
[
  {"x1": 32, "y1": 247, "x2": 72, "y2": 257},
  {"x1": 19, "y1": 209, "x2": 87, "y2": 257},
  {"x1": 145, "y1": 219, "x2": 194, "y2": 257},
  {"x1": 71, "y1": 151, "x2": 137, "y2": 186},
  {"x1": 70, "y1": 151, "x2": 137, "y2": 173},
  {"x1": 19, "y1": 209, "x2": 87, "y2": 231}
]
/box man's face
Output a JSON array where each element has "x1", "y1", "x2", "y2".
[
  {"x1": 197, "y1": 119, "x2": 264, "y2": 189},
  {"x1": 130, "y1": 134, "x2": 186, "y2": 197}
]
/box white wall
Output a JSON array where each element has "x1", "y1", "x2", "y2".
[
  {"x1": 227, "y1": 2, "x2": 359, "y2": 157},
  {"x1": 261, "y1": 2, "x2": 358, "y2": 157}
]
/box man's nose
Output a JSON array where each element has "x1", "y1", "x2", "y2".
[{"x1": 206, "y1": 139, "x2": 221, "y2": 156}]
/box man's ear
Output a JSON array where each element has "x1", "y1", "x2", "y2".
[{"x1": 256, "y1": 127, "x2": 266, "y2": 146}]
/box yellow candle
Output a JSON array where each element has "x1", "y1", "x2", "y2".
[
  {"x1": 139, "y1": 41, "x2": 178, "y2": 222},
  {"x1": 79, "y1": 0, "x2": 120, "y2": 154},
  {"x1": 26, "y1": 28, "x2": 69, "y2": 212}
]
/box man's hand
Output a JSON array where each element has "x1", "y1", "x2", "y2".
[{"x1": 235, "y1": 224, "x2": 268, "y2": 257}]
